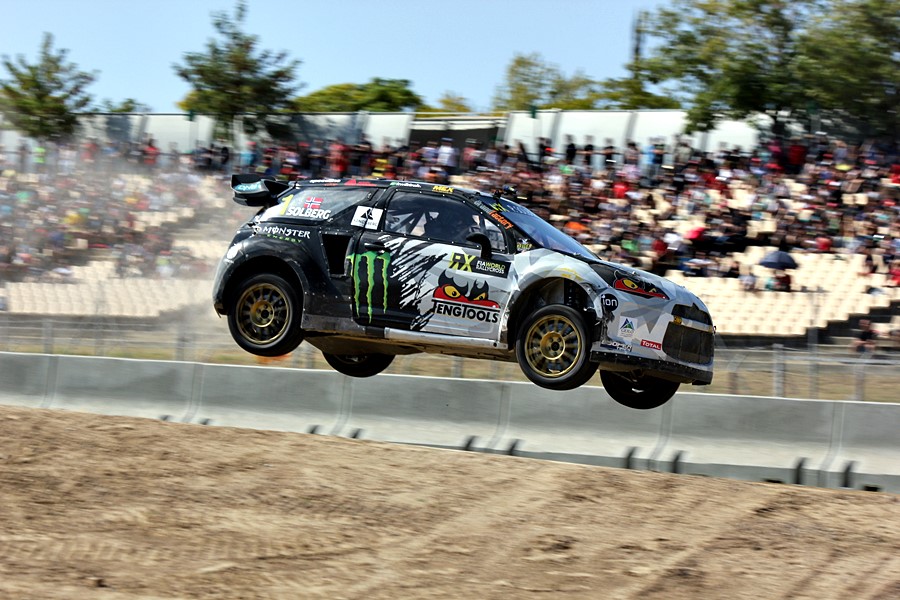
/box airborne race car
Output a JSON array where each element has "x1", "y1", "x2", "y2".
[{"x1": 213, "y1": 175, "x2": 714, "y2": 409}]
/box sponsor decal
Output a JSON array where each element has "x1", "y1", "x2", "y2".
[
  {"x1": 432, "y1": 185, "x2": 454, "y2": 194},
  {"x1": 557, "y1": 267, "x2": 583, "y2": 281},
  {"x1": 234, "y1": 181, "x2": 263, "y2": 193},
  {"x1": 516, "y1": 240, "x2": 533, "y2": 252},
  {"x1": 432, "y1": 272, "x2": 500, "y2": 323},
  {"x1": 613, "y1": 272, "x2": 669, "y2": 300},
  {"x1": 618, "y1": 317, "x2": 635, "y2": 339},
  {"x1": 350, "y1": 251, "x2": 391, "y2": 324},
  {"x1": 308, "y1": 178, "x2": 341, "y2": 184},
  {"x1": 258, "y1": 225, "x2": 311, "y2": 242},
  {"x1": 490, "y1": 211, "x2": 514, "y2": 230},
  {"x1": 601, "y1": 341, "x2": 632, "y2": 352},
  {"x1": 389, "y1": 181, "x2": 422, "y2": 188},
  {"x1": 344, "y1": 179, "x2": 377, "y2": 186},
  {"x1": 448, "y1": 252, "x2": 510, "y2": 278},
  {"x1": 284, "y1": 195, "x2": 332, "y2": 219},
  {"x1": 600, "y1": 293, "x2": 618, "y2": 314},
  {"x1": 350, "y1": 206, "x2": 384, "y2": 230},
  {"x1": 640, "y1": 339, "x2": 663, "y2": 351}
]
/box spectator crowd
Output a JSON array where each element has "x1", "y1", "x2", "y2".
[{"x1": 2, "y1": 131, "x2": 899, "y2": 298}]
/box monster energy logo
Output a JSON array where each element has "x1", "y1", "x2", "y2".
[{"x1": 350, "y1": 251, "x2": 391, "y2": 323}]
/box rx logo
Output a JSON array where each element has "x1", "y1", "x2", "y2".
[{"x1": 449, "y1": 252, "x2": 475, "y2": 272}]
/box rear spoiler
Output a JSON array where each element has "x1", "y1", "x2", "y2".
[{"x1": 231, "y1": 174, "x2": 290, "y2": 207}]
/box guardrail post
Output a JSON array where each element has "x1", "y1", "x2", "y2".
[
  {"x1": 452, "y1": 356, "x2": 463, "y2": 379},
  {"x1": 773, "y1": 343, "x2": 784, "y2": 397},
  {"x1": 42, "y1": 318, "x2": 54, "y2": 354},
  {"x1": 853, "y1": 359, "x2": 866, "y2": 402}
]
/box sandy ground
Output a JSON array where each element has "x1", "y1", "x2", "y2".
[{"x1": 1, "y1": 405, "x2": 898, "y2": 600}]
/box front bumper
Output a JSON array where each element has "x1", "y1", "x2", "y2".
[{"x1": 590, "y1": 350, "x2": 714, "y2": 385}]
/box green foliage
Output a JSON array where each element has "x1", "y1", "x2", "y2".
[
  {"x1": 293, "y1": 78, "x2": 424, "y2": 112},
  {"x1": 173, "y1": 1, "x2": 301, "y2": 139},
  {"x1": 640, "y1": 0, "x2": 821, "y2": 132},
  {"x1": 416, "y1": 91, "x2": 473, "y2": 114},
  {"x1": 492, "y1": 52, "x2": 674, "y2": 112},
  {"x1": 491, "y1": 53, "x2": 563, "y2": 111},
  {"x1": 0, "y1": 32, "x2": 96, "y2": 141},
  {"x1": 796, "y1": 0, "x2": 899, "y2": 138},
  {"x1": 100, "y1": 98, "x2": 150, "y2": 113},
  {"x1": 638, "y1": 0, "x2": 897, "y2": 137}
]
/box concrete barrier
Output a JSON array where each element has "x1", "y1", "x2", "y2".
[
  {"x1": 49, "y1": 356, "x2": 196, "y2": 421},
  {"x1": 0, "y1": 352, "x2": 57, "y2": 408},
  {"x1": 823, "y1": 402, "x2": 900, "y2": 492},
  {"x1": 481, "y1": 384, "x2": 669, "y2": 469},
  {"x1": 649, "y1": 393, "x2": 838, "y2": 486},
  {"x1": 337, "y1": 374, "x2": 507, "y2": 449},
  {"x1": 1, "y1": 353, "x2": 898, "y2": 493},
  {"x1": 191, "y1": 365, "x2": 346, "y2": 434}
]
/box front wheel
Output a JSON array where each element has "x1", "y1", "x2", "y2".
[
  {"x1": 323, "y1": 353, "x2": 395, "y2": 378},
  {"x1": 227, "y1": 273, "x2": 304, "y2": 357},
  {"x1": 599, "y1": 371, "x2": 679, "y2": 410},
  {"x1": 516, "y1": 304, "x2": 598, "y2": 391}
]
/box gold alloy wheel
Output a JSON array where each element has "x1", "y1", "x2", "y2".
[
  {"x1": 523, "y1": 313, "x2": 583, "y2": 379},
  {"x1": 236, "y1": 282, "x2": 291, "y2": 345}
]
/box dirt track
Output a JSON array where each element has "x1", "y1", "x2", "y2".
[{"x1": 1, "y1": 405, "x2": 898, "y2": 599}]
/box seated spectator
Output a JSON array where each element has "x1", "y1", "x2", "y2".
[
  {"x1": 765, "y1": 270, "x2": 792, "y2": 292},
  {"x1": 740, "y1": 269, "x2": 758, "y2": 292},
  {"x1": 852, "y1": 319, "x2": 877, "y2": 354}
]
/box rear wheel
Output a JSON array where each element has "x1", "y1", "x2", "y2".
[
  {"x1": 516, "y1": 304, "x2": 598, "y2": 391},
  {"x1": 599, "y1": 371, "x2": 679, "y2": 410},
  {"x1": 323, "y1": 352, "x2": 395, "y2": 378},
  {"x1": 227, "y1": 273, "x2": 304, "y2": 357}
]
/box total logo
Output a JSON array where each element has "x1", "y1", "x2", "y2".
[{"x1": 640, "y1": 339, "x2": 663, "y2": 351}]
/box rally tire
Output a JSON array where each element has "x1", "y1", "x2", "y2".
[
  {"x1": 516, "y1": 304, "x2": 597, "y2": 391},
  {"x1": 227, "y1": 273, "x2": 304, "y2": 357},
  {"x1": 323, "y1": 353, "x2": 395, "y2": 378},
  {"x1": 599, "y1": 371, "x2": 679, "y2": 410}
]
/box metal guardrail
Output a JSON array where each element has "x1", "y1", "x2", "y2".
[{"x1": 0, "y1": 314, "x2": 898, "y2": 403}]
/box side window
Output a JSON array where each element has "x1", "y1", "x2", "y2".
[
  {"x1": 384, "y1": 192, "x2": 506, "y2": 251},
  {"x1": 261, "y1": 187, "x2": 372, "y2": 222}
]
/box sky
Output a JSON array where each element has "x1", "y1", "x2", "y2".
[{"x1": 2, "y1": 0, "x2": 671, "y2": 114}]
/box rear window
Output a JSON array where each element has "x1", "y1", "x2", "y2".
[{"x1": 261, "y1": 187, "x2": 373, "y2": 222}]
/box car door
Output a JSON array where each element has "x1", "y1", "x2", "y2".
[{"x1": 350, "y1": 188, "x2": 515, "y2": 338}]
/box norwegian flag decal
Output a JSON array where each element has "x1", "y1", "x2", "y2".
[{"x1": 303, "y1": 196, "x2": 323, "y2": 210}]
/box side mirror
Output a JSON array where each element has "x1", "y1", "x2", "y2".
[{"x1": 466, "y1": 233, "x2": 492, "y2": 259}]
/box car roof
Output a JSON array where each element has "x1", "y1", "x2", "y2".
[{"x1": 289, "y1": 177, "x2": 483, "y2": 198}]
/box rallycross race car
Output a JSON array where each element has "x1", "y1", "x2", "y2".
[{"x1": 212, "y1": 175, "x2": 714, "y2": 409}]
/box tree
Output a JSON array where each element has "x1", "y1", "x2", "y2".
[
  {"x1": 434, "y1": 92, "x2": 472, "y2": 113},
  {"x1": 797, "y1": 0, "x2": 899, "y2": 138},
  {"x1": 173, "y1": 1, "x2": 301, "y2": 140},
  {"x1": 641, "y1": 0, "x2": 821, "y2": 133},
  {"x1": 293, "y1": 78, "x2": 424, "y2": 112},
  {"x1": 491, "y1": 53, "x2": 558, "y2": 112},
  {"x1": 492, "y1": 53, "x2": 604, "y2": 112},
  {"x1": 0, "y1": 32, "x2": 96, "y2": 141}
]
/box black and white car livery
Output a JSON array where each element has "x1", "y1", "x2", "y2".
[{"x1": 213, "y1": 175, "x2": 715, "y2": 409}]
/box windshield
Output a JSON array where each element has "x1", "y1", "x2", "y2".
[{"x1": 484, "y1": 195, "x2": 598, "y2": 261}]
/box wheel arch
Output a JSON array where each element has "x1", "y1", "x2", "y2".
[
  {"x1": 223, "y1": 255, "x2": 307, "y2": 313},
  {"x1": 506, "y1": 277, "x2": 596, "y2": 348}
]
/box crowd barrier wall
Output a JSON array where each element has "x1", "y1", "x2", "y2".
[
  {"x1": 0, "y1": 352, "x2": 897, "y2": 493},
  {"x1": 477, "y1": 385, "x2": 670, "y2": 470}
]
